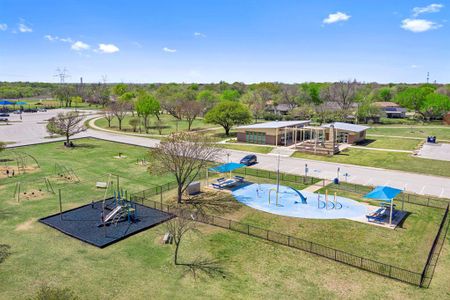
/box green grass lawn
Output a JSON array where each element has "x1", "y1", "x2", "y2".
[
  {"x1": 219, "y1": 143, "x2": 274, "y2": 154},
  {"x1": 1, "y1": 139, "x2": 450, "y2": 299},
  {"x1": 355, "y1": 136, "x2": 420, "y2": 151},
  {"x1": 368, "y1": 126, "x2": 450, "y2": 140},
  {"x1": 95, "y1": 114, "x2": 217, "y2": 135},
  {"x1": 292, "y1": 148, "x2": 450, "y2": 177}
]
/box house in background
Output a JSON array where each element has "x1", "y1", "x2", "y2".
[
  {"x1": 264, "y1": 101, "x2": 294, "y2": 116},
  {"x1": 373, "y1": 102, "x2": 406, "y2": 118}
]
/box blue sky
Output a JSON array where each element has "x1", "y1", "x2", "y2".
[{"x1": 0, "y1": 0, "x2": 449, "y2": 83}]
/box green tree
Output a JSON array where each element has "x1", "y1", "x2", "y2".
[
  {"x1": 204, "y1": 101, "x2": 252, "y2": 135},
  {"x1": 196, "y1": 90, "x2": 218, "y2": 113},
  {"x1": 112, "y1": 83, "x2": 129, "y2": 97},
  {"x1": 377, "y1": 87, "x2": 392, "y2": 101},
  {"x1": 135, "y1": 92, "x2": 160, "y2": 133},
  {"x1": 220, "y1": 89, "x2": 240, "y2": 102},
  {"x1": 421, "y1": 93, "x2": 450, "y2": 120},
  {"x1": 394, "y1": 86, "x2": 434, "y2": 118},
  {"x1": 70, "y1": 96, "x2": 83, "y2": 107}
]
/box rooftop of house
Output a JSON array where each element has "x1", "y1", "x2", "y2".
[
  {"x1": 237, "y1": 120, "x2": 310, "y2": 129},
  {"x1": 322, "y1": 122, "x2": 370, "y2": 133},
  {"x1": 373, "y1": 101, "x2": 400, "y2": 108}
]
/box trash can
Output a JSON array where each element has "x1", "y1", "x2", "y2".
[{"x1": 334, "y1": 178, "x2": 339, "y2": 185}]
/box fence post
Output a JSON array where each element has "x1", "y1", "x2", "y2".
[
  {"x1": 229, "y1": 219, "x2": 231, "y2": 229},
  {"x1": 247, "y1": 224, "x2": 250, "y2": 235},
  {"x1": 427, "y1": 197, "x2": 430, "y2": 206}
]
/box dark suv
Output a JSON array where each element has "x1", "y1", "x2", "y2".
[{"x1": 240, "y1": 154, "x2": 257, "y2": 166}]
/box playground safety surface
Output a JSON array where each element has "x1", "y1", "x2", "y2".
[{"x1": 39, "y1": 198, "x2": 174, "y2": 248}]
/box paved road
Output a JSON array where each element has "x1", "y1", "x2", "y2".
[{"x1": 2, "y1": 109, "x2": 450, "y2": 198}]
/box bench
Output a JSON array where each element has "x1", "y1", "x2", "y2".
[{"x1": 96, "y1": 182, "x2": 108, "y2": 188}]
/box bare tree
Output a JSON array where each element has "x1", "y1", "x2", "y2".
[
  {"x1": 241, "y1": 91, "x2": 265, "y2": 122},
  {"x1": 165, "y1": 217, "x2": 195, "y2": 265},
  {"x1": 321, "y1": 80, "x2": 360, "y2": 111},
  {"x1": 46, "y1": 112, "x2": 87, "y2": 146},
  {"x1": 148, "y1": 132, "x2": 222, "y2": 203},
  {"x1": 181, "y1": 100, "x2": 203, "y2": 130},
  {"x1": 110, "y1": 102, "x2": 130, "y2": 130},
  {"x1": 102, "y1": 107, "x2": 115, "y2": 127},
  {"x1": 279, "y1": 85, "x2": 299, "y2": 110}
]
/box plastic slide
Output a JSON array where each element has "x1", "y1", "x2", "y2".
[
  {"x1": 104, "y1": 205, "x2": 122, "y2": 223},
  {"x1": 289, "y1": 187, "x2": 307, "y2": 204}
]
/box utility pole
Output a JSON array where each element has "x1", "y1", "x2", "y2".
[{"x1": 426, "y1": 72, "x2": 430, "y2": 84}]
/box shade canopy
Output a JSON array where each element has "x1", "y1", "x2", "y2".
[
  {"x1": 209, "y1": 162, "x2": 246, "y2": 173},
  {"x1": 364, "y1": 186, "x2": 402, "y2": 202},
  {"x1": 0, "y1": 100, "x2": 14, "y2": 105}
]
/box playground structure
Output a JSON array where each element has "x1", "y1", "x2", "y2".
[
  {"x1": 99, "y1": 190, "x2": 137, "y2": 227},
  {"x1": 0, "y1": 150, "x2": 40, "y2": 178},
  {"x1": 98, "y1": 174, "x2": 137, "y2": 227},
  {"x1": 316, "y1": 190, "x2": 343, "y2": 210},
  {"x1": 53, "y1": 163, "x2": 80, "y2": 183},
  {"x1": 13, "y1": 177, "x2": 55, "y2": 202}
]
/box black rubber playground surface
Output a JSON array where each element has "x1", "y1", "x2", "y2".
[{"x1": 39, "y1": 198, "x2": 174, "y2": 248}]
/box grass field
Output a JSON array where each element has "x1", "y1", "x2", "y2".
[
  {"x1": 1, "y1": 139, "x2": 450, "y2": 299},
  {"x1": 95, "y1": 114, "x2": 217, "y2": 136},
  {"x1": 3, "y1": 99, "x2": 102, "y2": 110},
  {"x1": 292, "y1": 148, "x2": 450, "y2": 178},
  {"x1": 355, "y1": 136, "x2": 420, "y2": 151},
  {"x1": 368, "y1": 126, "x2": 450, "y2": 140}
]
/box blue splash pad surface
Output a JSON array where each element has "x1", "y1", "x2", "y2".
[{"x1": 232, "y1": 183, "x2": 370, "y2": 220}]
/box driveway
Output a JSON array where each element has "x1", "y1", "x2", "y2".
[{"x1": 2, "y1": 109, "x2": 450, "y2": 199}]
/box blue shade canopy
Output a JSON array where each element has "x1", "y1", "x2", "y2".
[
  {"x1": 364, "y1": 186, "x2": 403, "y2": 202},
  {"x1": 0, "y1": 100, "x2": 14, "y2": 105},
  {"x1": 15, "y1": 101, "x2": 27, "y2": 105},
  {"x1": 209, "y1": 162, "x2": 246, "y2": 173}
]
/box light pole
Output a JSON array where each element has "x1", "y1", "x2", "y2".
[
  {"x1": 337, "y1": 167, "x2": 340, "y2": 180},
  {"x1": 305, "y1": 163, "x2": 308, "y2": 177},
  {"x1": 276, "y1": 154, "x2": 280, "y2": 203}
]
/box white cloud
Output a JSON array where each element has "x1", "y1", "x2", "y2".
[
  {"x1": 0, "y1": 23, "x2": 7, "y2": 31},
  {"x1": 163, "y1": 47, "x2": 176, "y2": 53},
  {"x1": 59, "y1": 37, "x2": 73, "y2": 43},
  {"x1": 97, "y1": 43, "x2": 120, "y2": 53},
  {"x1": 71, "y1": 41, "x2": 90, "y2": 51},
  {"x1": 19, "y1": 19, "x2": 33, "y2": 33},
  {"x1": 411, "y1": 64, "x2": 419, "y2": 68},
  {"x1": 194, "y1": 32, "x2": 206, "y2": 38},
  {"x1": 44, "y1": 34, "x2": 57, "y2": 41},
  {"x1": 412, "y1": 4, "x2": 444, "y2": 17},
  {"x1": 323, "y1": 12, "x2": 351, "y2": 24},
  {"x1": 401, "y1": 18, "x2": 441, "y2": 32}
]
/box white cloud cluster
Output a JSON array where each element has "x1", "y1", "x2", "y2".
[
  {"x1": 18, "y1": 22, "x2": 32, "y2": 33},
  {"x1": 412, "y1": 3, "x2": 444, "y2": 17},
  {"x1": 0, "y1": 23, "x2": 7, "y2": 31},
  {"x1": 44, "y1": 35, "x2": 73, "y2": 43},
  {"x1": 97, "y1": 43, "x2": 120, "y2": 53},
  {"x1": 401, "y1": 18, "x2": 441, "y2": 32},
  {"x1": 194, "y1": 32, "x2": 206, "y2": 38},
  {"x1": 163, "y1": 47, "x2": 176, "y2": 53},
  {"x1": 71, "y1": 41, "x2": 90, "y2": 51},
  {"x1": 323, "y1": 12, "x2": 351, "y2": 24}
]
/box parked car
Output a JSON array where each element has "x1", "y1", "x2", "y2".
[
  {"x1": 38, "y1": 108, "x2": 47, "y2": 112},
  {"x1": 240, "y1": 154, "x2": 257, "y2": 166},
  {"x1": 0, "y1": 113, "x2": 10, "y2": 117},
  {"x1": 12, "y1": 110, "x2": 22, "y2": 114}
]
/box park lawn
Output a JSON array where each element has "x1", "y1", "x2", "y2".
[
  {"x1": 356, "y1": 136, "x2": 420, "y2": 151},
  {"x1": 95, "y1": 114, "x2": 217, "y2": 135},
  {"x1": 292, "y1": 148, "x2": 450, "y2": 178},
  {"x1": 219, "y1": 144, "x2": 274, "y2": 154},
  {"x1": 368, "y1": 126, "x2": 450, "y2": 140},
  {"x1": 1, "y1": 139, "x2": 449, "y2": 299}
]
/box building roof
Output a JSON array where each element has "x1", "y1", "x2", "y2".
[
  {"x1": 373, "y1": 101, "x2": 400, "y2": 108},
  {"x1": 322, "y1": 122, "x2": 370, "y2": 133},
  {"x1": 237, "y1": 120, "x2": 310, "y2": 129}
]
